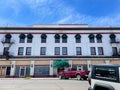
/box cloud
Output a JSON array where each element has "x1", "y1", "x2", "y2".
[
  {"x1": 0, "y1": 0, "x2": 120, "y2": 26},
  {"x1": 55, "y1": 12, "x2": 120, "y2": 27}
]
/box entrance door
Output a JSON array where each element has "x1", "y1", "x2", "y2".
[
  {"x1": 1, "y1": 67, "x2": 6, "y2": 77},
  {"x1": 20, "y1": 67, "x2": 25, "y2": 77},
  {"x1": 77, "y1": 66, "x2": 83, "y2": 70},
  {"x1": 6, "y1": 67, "x2": 11, "y2": 76}
]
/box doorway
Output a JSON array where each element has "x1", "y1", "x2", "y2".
[
  {"x1": 20, "y1": 66, "x2": 26, "y2": 77},
  {"x1": 1, "y1": 67, "x2": 6, "y2": 77}
]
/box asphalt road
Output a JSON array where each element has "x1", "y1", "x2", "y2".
[{"x1": 0, "y1": 78, "x2": 90, "y2": 90}]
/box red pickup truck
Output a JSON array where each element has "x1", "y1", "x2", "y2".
[{"x1": 58, "y1": 68, "x2": 89, "y2": 80}]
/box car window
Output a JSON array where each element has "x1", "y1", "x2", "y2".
[{"x1": 94, "y1": 67, "x2": 117, "y2": 80}]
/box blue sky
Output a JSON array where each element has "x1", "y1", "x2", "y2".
[{"x1": 0, "y1": 0, "x2": 120, "y2": 27}]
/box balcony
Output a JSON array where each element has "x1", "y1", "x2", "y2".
[
  {"x1": 1, "y1": 39, "x2": 15, "y2": 44},
  {"x1": 110, "y1": 39, "x2": 120, "y2": 44},
  {"x1": 112, "y1": 52, "x2": 120, "y2": 56},
  {"x1": 0, "y1": 52, "x2": 14, "y2": 60}
]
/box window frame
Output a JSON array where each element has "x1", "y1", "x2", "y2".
[
  {"x1": 98, "y1": 47, "x2": 104, "y2": 55},
  {"x1": 76, "y1": 38, "x2": 81, "y2": 43},
  {"x1": 55, "y1": 47, "x2": 60, "y2": 55},
  {"x1": 19, "y1": 38, "x2": 25, "y2": 43},
  {"x1": 90, "y1": 47, "x2": 96, "y2": 55},
  {"x1": 40, "y1": 47, "x2": 46, "y2": 55},
  {"x1": 18, "y1": 47, "x2": 24, "y2": 55},
  {"x1": 26, "y1": 47, "x2": 31, "y2": 55},
  {"x1": 62, "y1": 47, "x2": 67, "y2": 55},
  {"x1": 76, "y1": 47, "x2": 82, "y2": 55}
]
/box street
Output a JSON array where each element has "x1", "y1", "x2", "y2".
[{"x1": 0, "y1": 78, "x2": 89, "y2": 90}]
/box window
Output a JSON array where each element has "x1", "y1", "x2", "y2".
[
  {"x1": 75, "y1": 34, "x2": 81, "y2": 43},
  {"x1": 89, "y1": 34, "x2": 95, "y2": 43},
  {"x1": 97, "y1": 38, "x2": 102, "y2": 43},
  {"x1": 18, "y1": 47, "x2": 24, "y2": 55},
  {"x1": 62, "y1": 34, "x2": 67, "y2": 43},
  {"x1": 26, "y1": 47, "x2": 31, "y2": 55},
  {"x1": 76, "y1": 47, "x2": 82, "y2": 55},
  {"x1": 112, "y1": 47, "x2": 118, "y2": 55},
  {"x1": 96, "y1": 34, "x2": 102, "y2": 43},
  {"x1": 20, "y1": 38, "x2": 25, "y2": 43},
  {"x1": 27, "y1": 34, "x2": 33, "y2": 43},
  {"x1": 40, "y1": 47, "x2": 46, "y2": 55},
  {"x1": 109, "y1": 34, "x2": 116, "y2": 43},
  {"x1": 41, "y1": 34, "x2": 47, "y2": 43},
  {"x1": 3, "y1": 47, "x2": 9, "y2": 56},
  {"x1": 62, "y1": 47, "x2": 67, "y2": 55},
  {"x1": 98, "y1": 47, "x2": 104, "y2": 55},
  {"x1": 55, "y1": 47, "x2": 60, "y2": 55},
  {"x1": 19, "y1": 34, "x2": 25, "y2": 43},
  {"x1": 54, "y1": 34, "x2": 60, "y2": 43},
  {"x1": 95, "y1": 67, "x2": 117, "y2": 81},
  {"x1": 90, "y1": 47, "x2": 96, "y2": 55},
  {"x1": 76, "y1": 38, "x2": 81, "y2": 43},
  {"x1": 5, "y1": 34, "x2": 12, "y2": 43},
  {"x1": 27, "y1": 38, "x2": 32, "y2": 43}
]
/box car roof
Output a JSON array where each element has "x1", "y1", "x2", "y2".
[{"x1": 92, "y1": 64, "x2": 120, "y2": 67}]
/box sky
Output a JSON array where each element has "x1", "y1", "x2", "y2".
[{"x1": 0, "y1": 0, "x2": 120, "y2": 27}]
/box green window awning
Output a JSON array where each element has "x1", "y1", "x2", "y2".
[
  {"x1": 109, "y1": 34, "x2": 116, "y2": 38},
  {"x1": 88, "y1": 34, "x2": 94, "y2": 38},
  {"x1": 27, "y1": 34, "x2": 33, "y2": 39},
  {"x1": 96, "y1": 34, "x2": 102, "y2": 38},
  {"x1": 5, "y1": 34, "x2": 12, "y2": 39},
  {"x1": 54, "y1": 34, "x2": 60, "y2": 39},
  {"x1": 62, "y1": 34, "x2": 67, "y2": 39},
  {"x1": 53, "y1": 59, "x2": 69, "y2": 68},
  {"x1": 41, "y1": 34, "x2": 47, "y2": 39},
  {"x1": 19, "y1": 33, "x2": 26, "y2": 38},
  {"x1": 75, "y1": 34, "x2": 81, "y2": 39}
]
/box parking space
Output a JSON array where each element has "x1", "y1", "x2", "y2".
[{"x1": 0, "y1": 78, "x2": 89, "y2": 90}]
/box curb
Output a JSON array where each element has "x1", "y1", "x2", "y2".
[{"x1": 0, "y1": 78, "x2": 59, "y2": 80}]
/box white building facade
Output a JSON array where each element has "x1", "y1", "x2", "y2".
[{"x1": 0, "y1": 24, "x2": 120, "y2": 77}]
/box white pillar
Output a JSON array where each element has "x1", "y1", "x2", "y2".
[
  {"x1": 87, "y1": 60, "x2": 91, "y2": 71},
  {"x1": 10, "y1": 61, "x2": 16, "y2": 76},
  {"x1": 69, "y1": 60, "x2": 72, "y2": 68},
  {"x1": 105, "y1": 60, "x2": 110, "y2": 64},
  {"x1": 50, "y1": 60, "x2": 53, "y2": 76},
  {"x1": 30, "y1": 61, "x2": 34, "y2": 76}
]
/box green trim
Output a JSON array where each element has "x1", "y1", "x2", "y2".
[
  {"x1": 19, "y1": 33, "x2": 26, "y2": 38},
  {"x1": 88, "y1": 34, "x2": 94, "y2": 38},
  {"x1": 5, "y1": 34, "x2": 12, "y2": 38},
  {"x1": 96, "y1": 34, "x2": 102, "y2": 38},
  {"x1": 75, "y1": 34, "x2": 81, "y2": 39},
  {"x1": 27, "y1": 34, "x2": 33, "y2": 38},
  {"x1": 54, "y1": 34, "x2": 60, "y2": 39},
  {"x1": 62, "y1": 34, "x2": 67, "y2": 38},
  {"x1": 41, "y1": 34, "x2": 47, "y2": 39},
  {"x1": 109, "y1": 34, "x2": 116, "y2": 38}
]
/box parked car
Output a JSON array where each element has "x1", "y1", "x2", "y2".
[
  {"x1": 58, "y1": 67, "x2": 89, "y2": 80},
  {"x1": 88, "y1": 64, "x2": 120, "y2": 90}
]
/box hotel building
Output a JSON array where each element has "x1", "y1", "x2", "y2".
[{"x1": 0, "y1": 24, "x2": 120, "y2": 77}]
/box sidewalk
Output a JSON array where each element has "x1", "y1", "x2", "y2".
[{"x1": 0, "y1": 77, "x2": 59, "y2": 80}]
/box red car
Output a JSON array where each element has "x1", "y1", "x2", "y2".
[{"x1": 58, "y1": 68, "x2": 89, "y2": 80}]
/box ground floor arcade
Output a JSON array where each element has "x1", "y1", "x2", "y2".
[{"x1": 0, "y1": 58, "x2": 120, "y2": 78}]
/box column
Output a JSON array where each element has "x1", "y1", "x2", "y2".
[
  {"x1": 30, "y1": 61, "x2": 34, "y2": 76},
  {"x1": 69, "y1": 60, "x2": 72, "y2": 68},
  {"x1": 50, "y1": 60, "x2": 53, "y2": 76},
  {"x1": 87, "y1": 60, "x2": 91, "y2": 71},
  {"x1": 10, "y1": 61, "x2": 16, "y2": 76},
  {"x1": 105, "y1": 60, "x2": 110, "y2": 64}
]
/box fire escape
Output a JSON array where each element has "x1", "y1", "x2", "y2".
[
  {"x1": 110, "y1": 33, "x2": 120, "y2": 56},
  {"x1": 1, "y1": 34, "x2": 15, "y2": 60}
]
